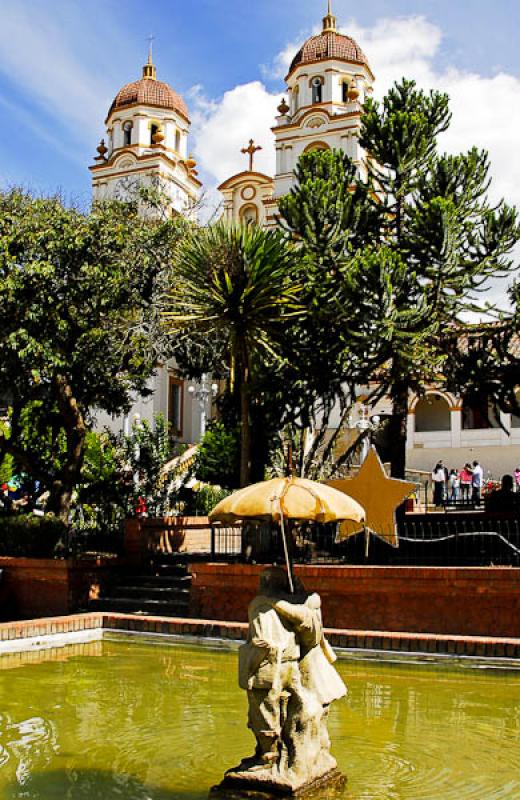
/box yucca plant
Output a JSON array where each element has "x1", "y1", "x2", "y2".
[{"x1": 164, "y1": 222, "x2": 303, "y2": 486}]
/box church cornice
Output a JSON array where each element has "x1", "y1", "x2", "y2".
[
  {"x1": 217, "y1": 170, "x2": 274, "y2": 192},
  {"x1": 105, "y1": 101, "x2": 190, "y2": 126},
  {"x1": 285, "y1": 55, "x2": 375, "y2": 83},
  {"x1": 89, "y1": 153, "x2": 202, "y2": 188},
  {"x1": 272, "y1": 106, "x2": 361, "y2": 133}
]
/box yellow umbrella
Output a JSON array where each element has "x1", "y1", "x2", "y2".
[{"x1": 209, "y1": 476, "x2": 365, "y2": 591}]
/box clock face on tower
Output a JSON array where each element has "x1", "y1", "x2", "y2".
[{"x1": 114, "y1": 175, "x2": 139, "y2": 202}]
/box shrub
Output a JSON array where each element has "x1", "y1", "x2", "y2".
[
  {"x1": 0, "y1": 515, "x2": 68, "y2": 558},
  {"x1": 191, "y1": 485, "x2": 231, "y2": 516},
  {"x1": 194, "y1": 422, "x2": 240, "y2": 489}
]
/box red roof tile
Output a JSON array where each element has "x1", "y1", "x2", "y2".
[{"x1": 108, "y1": 78, "x2": 189, "y2": 120}]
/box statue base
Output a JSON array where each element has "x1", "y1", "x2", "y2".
[{"x1": 210, "y1": 767, "x2": 346, "y2": 798}]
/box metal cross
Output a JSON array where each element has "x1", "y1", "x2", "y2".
[
  {"x1": 147, "y1": 34, "x2": 155, "y2": 62},
  {"x1": 241, "y1": 139, "x2": 262, "y2": 171}
]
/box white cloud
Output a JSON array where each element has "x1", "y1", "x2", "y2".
[{"x1": 191, "y1": 81, "x2": 279, "y2": 186}]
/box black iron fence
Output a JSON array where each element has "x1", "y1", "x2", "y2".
[{"x1": 210, "y1": 513, "x2": 520, "y2": 567}]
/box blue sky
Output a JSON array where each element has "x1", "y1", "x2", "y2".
[{"x1": 0, "y1": 0, "x2": 519, "y2": 226}]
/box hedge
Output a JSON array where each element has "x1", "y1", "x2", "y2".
[{"x1": 0, "y1": 515, "x2": 68, "y2": 558}]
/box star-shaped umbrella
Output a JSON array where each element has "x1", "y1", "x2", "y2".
[{"x1": 328, "y1": 447, "x2": 416, "y2": 547}]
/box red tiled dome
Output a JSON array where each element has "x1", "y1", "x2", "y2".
[
  {"x1": 108, "y1": 78, "x2": 189, "y2": 121},
  {"x1": 288, "y1": 30, "x2": 369, "y2": 76}
]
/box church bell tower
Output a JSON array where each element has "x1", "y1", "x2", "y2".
[{"x1": 90, "y1": 45, "x2": 201, "y2": 215}]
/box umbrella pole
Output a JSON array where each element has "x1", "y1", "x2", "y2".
[{"x1": 278, "y1": 501, "x2": 295, "y2": 594}]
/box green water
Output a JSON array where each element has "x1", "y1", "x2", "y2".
[{"x1": 0, "y1": 638, "x2": 519, "y2": 799}]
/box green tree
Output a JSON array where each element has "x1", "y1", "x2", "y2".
[
  {"x1": 164, "y1": 222, "x2": 302, "y2": 486},
  {"x1": 280, "y1": 83, "x2": 519, "y2": 479},
  {"x1": 359, "y1": 79, "x2": 519, "y2": 475},
  {"x1": 0, "y1": 189, "x2": 185, "y2": 520}
]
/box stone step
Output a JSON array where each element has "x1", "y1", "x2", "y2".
[
  {"x1": 91, "y1": 597, "x2": 191, "y2": 616},
  {"x1": 117, "y1": 575, "x2": 191, "y2": 589},
  {"x1": 109, "y1": 585, "x2": 191, "y2": 600}
]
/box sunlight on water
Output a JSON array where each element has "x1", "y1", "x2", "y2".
[{"x1": 0, "y1": 638, "x2": 519, "y2": 799}]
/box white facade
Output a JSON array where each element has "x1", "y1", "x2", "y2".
[
  {"x1": 218, "y1": 4, "x2": 373, "y2": 226},
  {"x1": 90, "y1": 57, "x2": 200, "y2": 216},
  {"x1": 90, "y1": 55, "x2": 207, "y2": 444}
]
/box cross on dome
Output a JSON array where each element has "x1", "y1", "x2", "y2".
[
  {"x1": 142, "y1": 34, "x2": 157, "y2": 80},
  {"x1": 241, "y1": 139, "x2": 262, "y2": 172}
]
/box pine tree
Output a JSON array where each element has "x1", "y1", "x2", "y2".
[{"x1": 359, "y1": 79, "x2": 519, "y2": 476}]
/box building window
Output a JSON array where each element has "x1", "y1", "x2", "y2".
[
  {"x1": 312, "y1": 78, "x2": 323, "y2": 104},
  {"x1": 512, "y1": 390, "x2": 520, "y2": 428},
  {"x1": 415, "y1": 394, "x2": 451, "y2": 433},
  {"x1": 175, "y1": 129, "x2": 181, "y2": 152},
  {"x1": 150, "y1": 123, "x2": 159, "y2": 145},
  {"x1": 240, "y1": 204, "x2": 258, "y2": 225},
  {"x1": 122, "y1": 122, "x2": 132, "y2": 147},
  {"x1": 462, "y1": 394, "x2": 500, "y2": 430},
  {"x1": 342, "y1": 81, "x2": 350, "y2": 104},
  {"x1": 168, "y1": 377, "x2": 183, "y2": 437}
]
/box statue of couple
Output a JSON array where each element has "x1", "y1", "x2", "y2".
[{"x1": 225, "y1": 566, "x2": 346, "y2": 792}]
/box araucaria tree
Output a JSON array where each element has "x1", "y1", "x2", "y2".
[
  {"x1": 164, "y1": 222, "x2": 302, "y2": 486},
  {"x1": 280, "y1": 79, "x2": 519, "y2": 478},
  {"x1": 0, "y1": 190, "x2": 185, "y2": 520}
]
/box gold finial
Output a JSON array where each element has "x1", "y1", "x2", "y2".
[
  {"x1": 241, "y1": 139, "x2": 262, "y2": 171},
  {"x1": 277, "y1": 97, "x2": 290, "y2": 115},
  {"x1": 142, "y1": 34, "x2": 157, "y2": 79},
  {"x1": 323, "y1": 0, "x2": 337, "y2": 32}
]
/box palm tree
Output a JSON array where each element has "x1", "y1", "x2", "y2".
[{"x1": 164, "y1": 222, "x2": 302, "y2": 486}]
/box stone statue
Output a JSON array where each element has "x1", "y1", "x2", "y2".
[{"x1": 218, "y1": 566, "x2": 346, "y2": 794}]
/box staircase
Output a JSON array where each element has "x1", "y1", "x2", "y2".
[{"x1": 91, "y1": 556, "x2": 192, "y2": 617}]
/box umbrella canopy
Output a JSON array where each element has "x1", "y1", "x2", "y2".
[{"x1": 209, "y1": 476, "x2": 365, "y2": 525}]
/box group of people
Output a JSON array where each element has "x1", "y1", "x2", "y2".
[
  {"x1": 431, "y1": 460, "x2": 520, "y2": 510},
  {"x1": 431, "y1": 460, "x2": 484, "y2": 506}
]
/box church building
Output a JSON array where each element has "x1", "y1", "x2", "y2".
[{"x1": 89, "y1": 4, "x2": 520, "y2": 478}]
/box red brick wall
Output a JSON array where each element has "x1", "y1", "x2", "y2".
[
  {"x1": 0, "y1": 558, "x2": 112, "y2": 621},
  {"x1": 189, "y1": 563, "x2": 520, "y2": 638}
]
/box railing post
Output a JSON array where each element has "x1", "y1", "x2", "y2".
[{"x1": 211, "y1": 524, "x2": 216, "y2": 560}]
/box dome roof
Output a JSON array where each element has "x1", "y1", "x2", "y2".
[
  {"x1": 108, "y1": 71, "x2": 189, "y2": 121},
  {"x1": 288, "y1": 29, "x2": 369, "y2": 76}
]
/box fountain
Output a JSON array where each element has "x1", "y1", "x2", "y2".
[{"x1": 212, "y1": 567, "x2": 347, "y2": 796}]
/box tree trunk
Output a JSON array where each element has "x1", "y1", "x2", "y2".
[
  {"x1": 52, "y1": 376, "x2": 87, "y2": 523},
  {"x1": 239, "y1": 379, "x2": 251, "y2": 487},
  {"x1": 387, "y1": 382, "x2": 409, "y2": 480}
]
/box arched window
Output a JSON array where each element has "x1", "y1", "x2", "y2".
[
  {"x1": 312, "y1": 77, "x2": 323, "y2": 104},
  {"x1": 123, "y1": 121, "x2": 132, "y2": 147},
  {"x1": 293, "y1": 85, "x2": 299, "y2": 112},
  {"x1": 342, "y1": 81, "x2": 350, "y2": 104},
  {"x1": 150, "y1": 123, "x2": 159, "y2": 145},
  {"x1": 240, "y1": 204, "x2": 258, "y2": 225},
  {"x1": 303, "y1": 141, "x2": 330, "y2": 154},
  {"x1": 462, "y1": 394, "x2": 500, "y2": 430},
  {"x1": 415, "y1": 394, "x2": 451, "y2": 432},
  {"x1": 175, "y1": 129, "x2": 181, "y2": 152},
  {"x1": 511, "y1": 389, "x2": 520, "y2": 428}
]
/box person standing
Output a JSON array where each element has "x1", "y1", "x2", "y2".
[
  {"x1": 459, "y1": 463, "x2": 473, "y2": 503},
  {"x1": 431, "y1": 461, "x2": 447, "y2": 506},
  {"x1": 447, "y1": 469, "x2": 460, "y2": 503},
  {"x1": 471, "y1": 460, "x2": 484, "y2": 504},
  {"x1": 514, "y1": 467, "x2": 520, "y2": 493}
]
